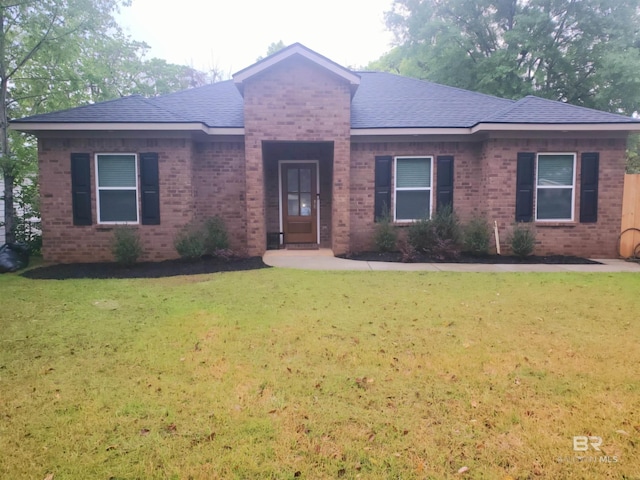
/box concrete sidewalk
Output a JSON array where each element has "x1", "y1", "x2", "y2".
[{"x1": 263, "y1": 249, "x2": 640, "y2": 272}]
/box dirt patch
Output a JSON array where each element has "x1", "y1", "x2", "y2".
[
  {"x1": 340, "y1": 251, "x2": 601, "y2": 264},
  {"x1": 21, "y1": 256, "x2": 270, "y2": 280}
]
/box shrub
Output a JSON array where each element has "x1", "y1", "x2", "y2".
[
  {"x1": 203, "y1": 216, "x2": 230, "y2": 253},
  {"x1": 407, "y1": 206, "x2": 462, "y2": 260},
  {"x1": 397, "y1": 237, "x2": 418, "y2": 263},
  {"x1": 508, "y1": 222, "x2": 537, "y2": 258},
  {"x1": 431, "y1": 205, "x2": 462, "y2": 246},
  {"x1": 407, "y1": 218, "x2": 436, "y2": 254},
  {"x1": 112, "y1": 226, "x2": 142, "y2": 266},
  {"x1": 174, "y1": 222, "x2": 206, "y2": 259},
  {"x1": 463, "y1": 216, "x2": 492, "y2": 256},
  {"x1": 373, "y1": 212, "x2": 397, "y2": 252},
  {"x1": 174, "y1": 216, "x2": 231, "y2": 259}
]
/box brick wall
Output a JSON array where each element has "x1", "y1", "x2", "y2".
[
  {"x1": 482, "y1": 136, "x2": 627, "y2": 258},
  {"x1": 349, "y1": 136, "x2": 627, "y2": 258},
  {"x1": 38, "y1": 136, "x2": 194, "y2": 263},
  {"x1": 242, "y1": 57, "x2": 352, "y2": 255},
  {"x1": 192, "y1": 140, "x2": 247, "y2": 252},
  {"x1": 350, "y1": 140, "x2": 481, "y2": 252}
]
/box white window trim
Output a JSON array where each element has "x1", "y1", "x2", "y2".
[
  {"x1": 535, "y1": 152, "x2": 576, "y2": 222},
  {"x1": 95, "y1": 153, "x2": 139, "y2": 224},
  {"x1": 393, "y1": 156, "x2": 434, "y2": 223}
]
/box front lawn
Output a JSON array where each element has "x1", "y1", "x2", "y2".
[{"x1": 1, "y1": 270, "x2": 638, "y2": 479}]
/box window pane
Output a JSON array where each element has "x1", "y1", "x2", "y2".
[
  {"x1": 396, "y1": 190, "x2": 430, "y2": 221},
  {"x1": 99, "y1": 190, "x2": 137, "y2": 222},
  {"x1": 300, "y1": 168, "x2": 311, "y2": 192},
  {"x1": 98, "y1": 155, "x2": 136, "y2": 187},
  {"x1": 288, "y1": 193, "x2": 299, "y2": 216},
  {"x1": 397, "y1": 158, "x2": 431, "y2": 188},
  {"x1": 287, "y1": 169, "x2": 298, "y2": 193},
  {"x1": 537, "y1": 188, "x2": 572, "y2": 220},
  {"x1": 300, "y1": 193, "x2": 311, "y2": 216},
  {"x1": 538, "y1": 155, "x2": 573, "y2": 186}
]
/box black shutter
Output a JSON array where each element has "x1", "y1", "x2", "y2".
[
  {"x1": 515, "y1": 152, "x2": 535, "y2": 222},
  {"x1": 70, "y1": 153, "x2": 92, "y2": 226},
  {"x1": 580, "y1": 152, "x2": 599, "y2": 223},
  {"x1": 374, "y1": 155, "x2": 392, "y2": 221},
  {"x1": 436, "y1": 155, "x2": 454, "y2": 212},
  {"x1": 140, "y1": 152, "x2": 160, "y2": 225}
]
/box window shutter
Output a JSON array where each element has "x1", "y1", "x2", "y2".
[
  {"x1": 580, "y1": 152, "x2": 599, "y2": 223},
  {"x1": 436, "y1": 155, "x2": 454, "y2": 212},
  {"x1": 140, "y1": 152, "x2": 160, "y2": 225},
  {"x1": 71, "y1": 153, "x2": 92, "y2": 226},
  {"x1": 374, "y1": 155, "x2": 392, "y2": 221},
  {"x1": 515, "y1": 152, "x2": 535, "y2": 222}
]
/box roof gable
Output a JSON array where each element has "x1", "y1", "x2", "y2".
[{"x1": 232, "y1": 43, "x2": 360, "y2": 96}]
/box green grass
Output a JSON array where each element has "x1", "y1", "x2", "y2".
[{"x1": 1, "y1": 270, "x2": 639, "y2": 479}]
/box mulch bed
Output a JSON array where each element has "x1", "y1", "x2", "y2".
[
  {"x1": 340, "y1": 251, "x2": 601, "y2": 265},
  {"x1": 21, "y1": 256, "x2": 270, "y2": 280}
]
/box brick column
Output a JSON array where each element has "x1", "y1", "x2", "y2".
[
  {"x1": 244, "y1": 136, "x2": 266, "y2": 256},
  {"x1": 331, "y1": 138, "x2": 351, "y2": 255}
]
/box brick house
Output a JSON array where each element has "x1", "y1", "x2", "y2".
[{"x1": 11, "y1": 43, "x2": 640, "y2": 263}]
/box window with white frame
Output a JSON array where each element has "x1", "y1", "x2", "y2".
[
  {"x1": 96, "y1": 154, "x2": 138, "y2": 223},
  {"x1": 536, "y1": 153, "x2": 575, "y2": 221},
  {"x1": 394, "y1": 156, "x2": 432, "y2": 221}
]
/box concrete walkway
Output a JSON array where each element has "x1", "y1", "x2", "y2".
[{"x1": 263, "y1": 248, "x2": 640, "y2": 272}]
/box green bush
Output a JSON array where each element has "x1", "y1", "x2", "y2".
[
  {"x1": 174, "y1": 216, "x2": 231, "y2": 259},
  {"x1": 463, "y1": 216, "x2": 492, "y2": 255},
  {"x1": 431, "y1": 205, "x2": 462, "y2": 246},
  {"x1": 174, "y1": 222, "x2": 207, "y2": 259},
  {"x1": 203, "y1": 216, "x2": 230, "y2": 253},
  {"x1": 407, "y1": 206, "x2": 462, "y2": 259},
  {"x1": 373, "y1": 212, "x2": 397, "y2": 252},
  {"x1": 508, "y1": 223, "x2": 537, "y2": 258},
  {"x1": 407, "y1": 218, "x2": 437, "y2": 254},
  {"x1": 112, "y1": 226, "x2": 142, "y2": 266}
]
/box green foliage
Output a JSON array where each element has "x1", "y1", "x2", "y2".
[
  {"x1": 174, "y1": 222, "x2": 207, "y2": 260},
  {"x1": 111, "y1": 226, "x2": 143, "y2": 265},
  {"x1": 508, "y1": 223, "x2": 537, "y2": 258},
  {"x1": 463, "y1": 216, "x2": 492, "y2": 256},
  {"x1": 175, "y1": 217, "x2": 231, "y2": 259},
  {"x1": 12, "y1": 178, "x2": 42, "y2": 255},
  {"x1": 373, "y1": 212, "x2": 397, "y2": 252},
  {"x1": 381, "y1": 0, "x2": 640, "y2": 115},
  {"x1": 407, "y1": 205, "x2": 462, "y2": 259},
  {"x1": 257, "y1": 41, "x2": 287, "y2": 61},
  {"x1": 627, "y1": 133, "x2": 640, "y2": 174},
  {"x1": 203, "y1": 216, "x2": 230, "y2": 253}
]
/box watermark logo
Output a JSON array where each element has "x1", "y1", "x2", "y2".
[
  {"x1": 556, "y1": 436, "x2": 619, "y2": 464},
  {"x1": 573, "y1": 436, "x2": 602, "y2": 452}
]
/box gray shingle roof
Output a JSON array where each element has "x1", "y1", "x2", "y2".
[
  {"x1": 12, "y1": 72, "x2": 638, "y2": 129},
  {"x1": 482, "y1": 95, "x2": 639, "y2": 124}
]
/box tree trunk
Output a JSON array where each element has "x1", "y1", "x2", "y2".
[{"x1": 3, "y1": 170, "x2": 13, "y2": 243}]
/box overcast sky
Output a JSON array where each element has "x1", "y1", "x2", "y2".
[{"x1": 117, "y1": 0, "x2": 396, "y2": 76}]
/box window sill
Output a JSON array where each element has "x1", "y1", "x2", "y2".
[{"x1": 534, "y1": 222, "x2": 577, "y2": 228}]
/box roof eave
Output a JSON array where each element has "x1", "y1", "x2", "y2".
[
  {"x1": 10, "y1": 122, "x2": 245, "y2": 136},
  {"x1": 471, "y1": 122, "x2": 640, "y2": 132}
]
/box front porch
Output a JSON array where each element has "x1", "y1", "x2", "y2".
[{"x1": 263, "y1": 141, "x2": 334, "y2": 249}]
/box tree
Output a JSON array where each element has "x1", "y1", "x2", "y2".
[
  {"x1": 377, "y1": 0, "x2": 640, "y2": 114},
  {"x1": 257, "y1": 40, "x2": 286, "y2": 61},
  {"x1": 1, "y1": 0, "x2": 218, "y2": 244}
]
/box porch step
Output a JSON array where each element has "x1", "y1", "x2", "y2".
[{"x1": 286, "y1": 243, "x2": 320, "y2": 251}]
